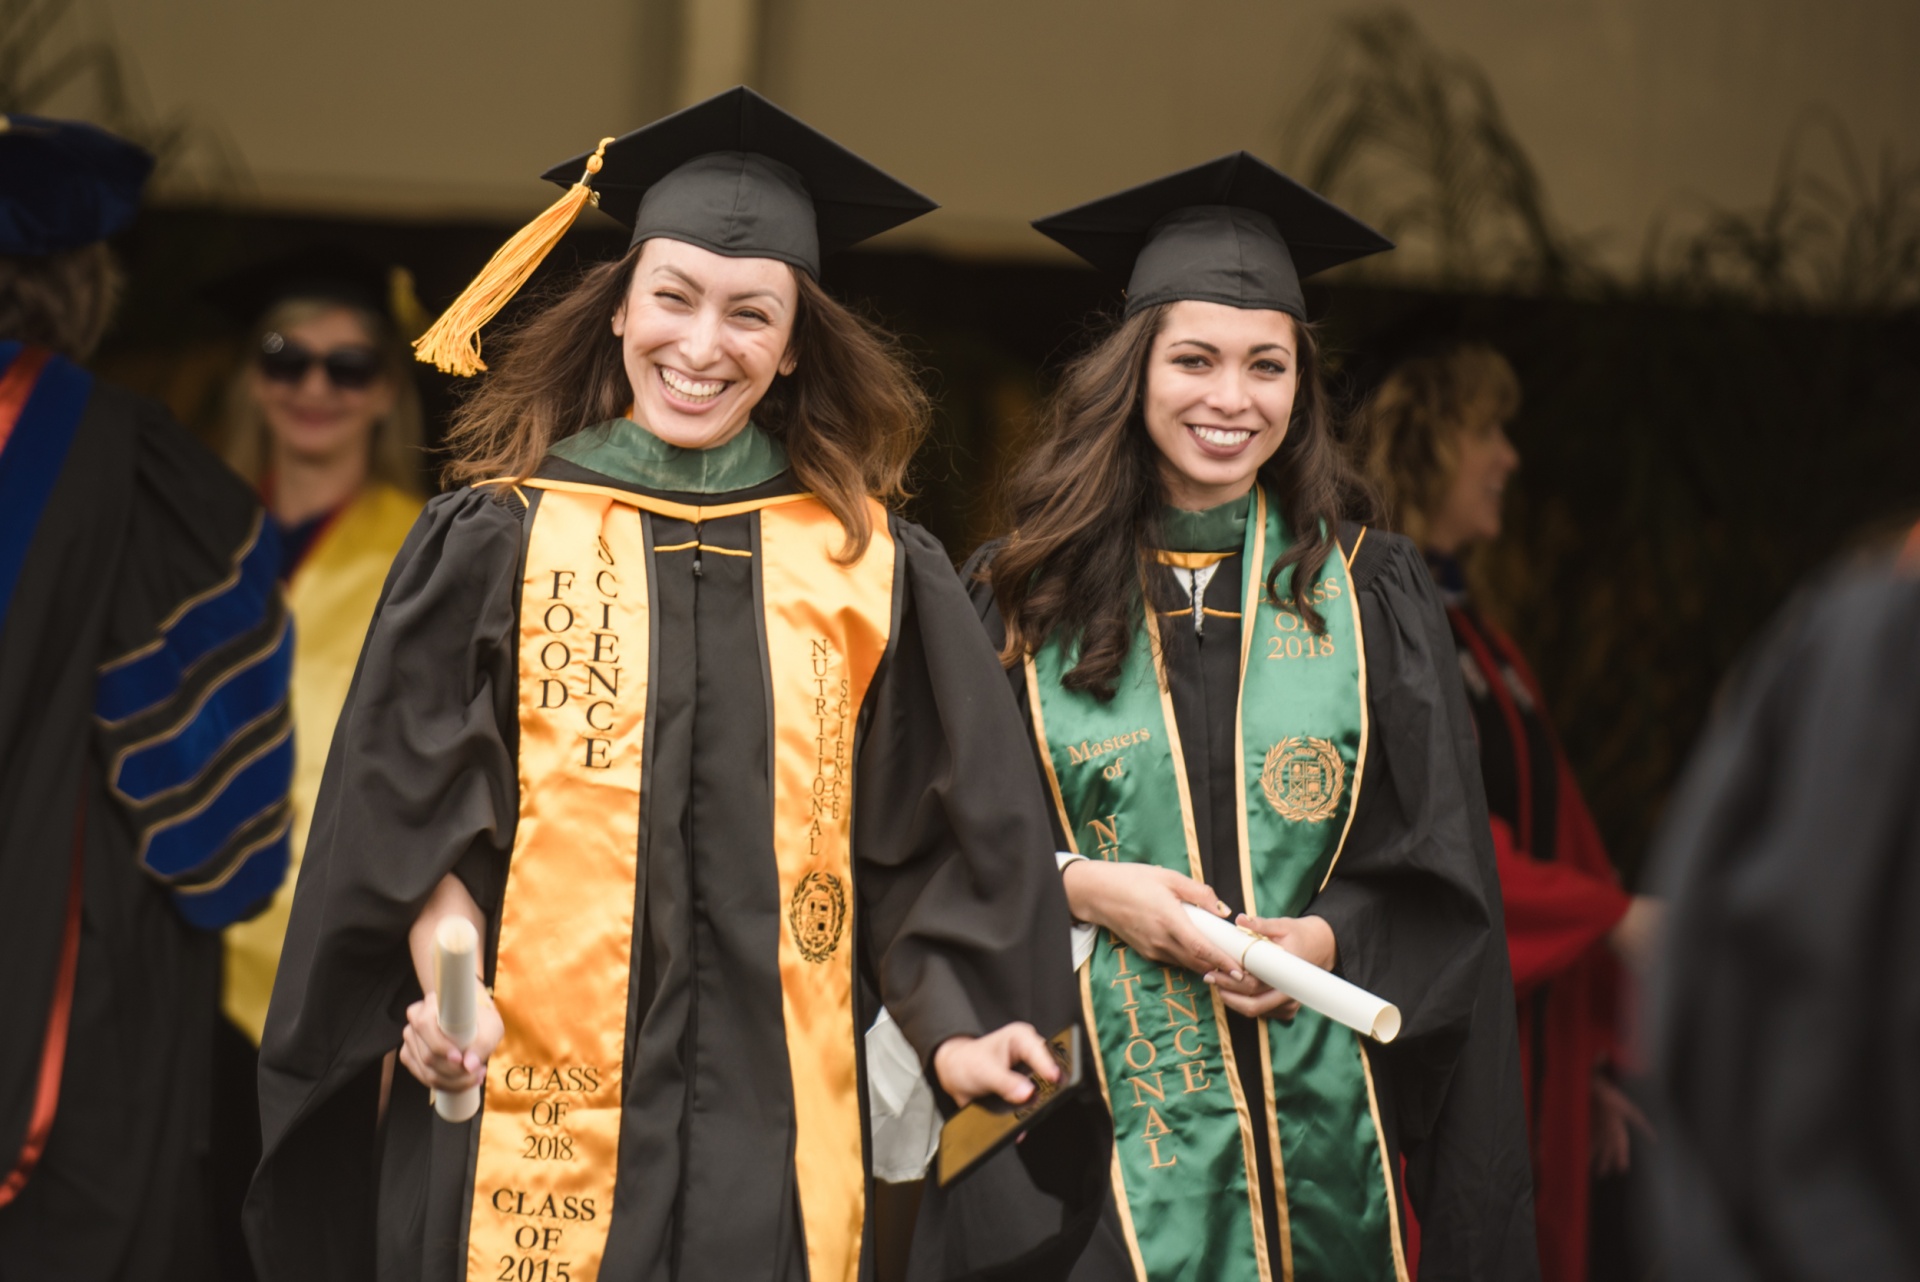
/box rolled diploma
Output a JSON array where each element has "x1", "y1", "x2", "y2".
[
  {"x1": 1182, "y1": 905, "x2": 1402, "y2": 1043},
  {"x1": 433, "y1": 916, "x2": 483, "y2": 1122}
]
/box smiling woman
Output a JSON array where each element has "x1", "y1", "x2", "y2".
[
  {"x1": 964, "y1": 154, "x2": 1539, "y2": 1282},
  {"x1": 1142, "y1": 304, "x2": 1304, "y2": 510},
  {"x1": 615, "y1": 240, "x2": 799, "y2": 448},
  {"x1": 439, "y1": 231, "x2": 927, "y2": 561},
  {"x1": 246, "y1": 87, "x2": 1101, "y2": 1282},
  {"x1": 986, "y1": 294, "x2": 1350, "y2": 695}
]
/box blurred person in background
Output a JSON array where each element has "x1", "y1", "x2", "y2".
[
  {"x1": 965, "y1": 157, "x2": 1537, "y2": 1282},
  {"x1": 1650, "y1": 522, "x2": 1920, "y2": 1281},
  {"x1": 1356, "y1": 343, "x2": 1661, "y2": 1282},
  {"x1": 0, "y1": 115, "x2": 291, "y2": 1278},
  {"x1": 204, "y1": 248, "x2": 426, "y2": 1280}
]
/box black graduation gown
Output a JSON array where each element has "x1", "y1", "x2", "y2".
[
  {"x1": 0, "y1": 369, "x2": 288, "y2": 1280},
  {"x1": 246, "y1": 459, "x2": 1084, "y2": 1282},
  {"x1": 959, "y1": 527, "x2": 1538, "y2": 1282},
  {"x1": 1649, "y1": 549, "x2": 1920, "y2": 1281}
]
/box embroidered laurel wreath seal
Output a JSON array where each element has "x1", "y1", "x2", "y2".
[
  {"x1": 790, "y1": 870, "x2": 848, "y2": 963},
  {"x1": 1260, "y1": 736, "x2": 1346, "y2": 823}
]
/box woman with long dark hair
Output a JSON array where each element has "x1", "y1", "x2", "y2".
[
  {"x1": 246, "y1": 89, "x2": 1085, "y2": 1282},
  {"x1": 968, "y1": 156, "x2": 1537, "y2": 1281}
]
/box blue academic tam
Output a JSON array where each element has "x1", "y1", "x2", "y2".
[{"x1": 0, "y1": 114, "x2": 154, "y2": 257}]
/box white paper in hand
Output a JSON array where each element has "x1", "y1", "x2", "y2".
[
  {"x1": 1183, "y1": 905, "x2": 1401, "y2": 1042},
  {"x1": 433, "y1": 916, "x2": 483, "y2": 1122}
]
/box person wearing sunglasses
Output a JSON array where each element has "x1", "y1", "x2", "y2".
[
  {"x1": 205, "y1": 247, "x2": 426, "y2": 1280},
  {"x1": 211, "y1": 246, "x2": 427, "y2": 582}
]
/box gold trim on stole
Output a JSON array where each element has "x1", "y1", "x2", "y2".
[
  {"x1": 1234, "y1": 507, "x2": 1400, "y2": 1282},
  {"x1": 1155, "y1": 549, "x2": 1236, "y2": 570},
  {"x1": 481, "y1": 475, "x2": 813, "y2": 524},
  {"x1": 468, "y1": 491, "x2": 649, "y2": 1282},
  {"x1": 1360, "y1": 1043, "x2": 1413, "y2": 1282},
  {"x1": 1141, "y1": 614, "x2": 1275, "y2": 1282},
  {"x1": 1026, "y1": 660, "x2": 1154, "y2": 1282},
  {"x1": 759, "y1": 497, "x2": 896, "y2": 1282},
  {"x1": 1232, "y1": 493, "x2": 1296, "y2": 1282},
  {"x1": 1026, "y1": 614, "x2": 1278, "y2": 1282},
  {"x1": 1318, "y1": 529, "x2": 1371, "y2": 892}
]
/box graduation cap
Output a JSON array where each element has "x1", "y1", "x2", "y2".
[
  {"x1": 414, "y1": 86, "x2": 936, "y2": 377},
  {"x1": 0, "y1": 114, "x2": 154, "y2": 258},
  {"x1": 1031, "y1": 152, "x2": 1392, "y2": 320},
  {"x1": 205, "y1": 246, "x2": 431, "y2": 340}
]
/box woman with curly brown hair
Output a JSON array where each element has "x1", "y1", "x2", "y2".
[
  {"x1": 964, "y1": 155, "x2": 1537, "y2": 1282},
  {"x1": 246, "y1": 90, "x2": 1087, "y2": 1282},
  {"x1": 1356, "y1": 344, "x2": 1660, "y2": 1282}
]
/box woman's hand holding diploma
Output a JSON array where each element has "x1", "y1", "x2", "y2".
[
  {"x1": 1207, "y1": 914, "x2": 1337, "y2": 1020},
  {"x1": 1181, "y1": 904, "x2": 1402, "y2": 1042},
  {"x1": 400, "y1": 873, "x2": 504, "y2": 1105},
  {"x1": 1060, "y1": 859, "x2": 1244, "y2": 977}
]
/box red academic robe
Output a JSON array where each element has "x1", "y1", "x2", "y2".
[{"x1": 1446, "y1": 604, "x2": 1630, "y2": 1282}]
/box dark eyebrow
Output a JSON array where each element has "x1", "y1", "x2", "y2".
[
  {"x1": 1169, "y1": 338, "x2": 1293, "y2": 358},
  {"x1": 652, "y1": 266, "x2": 783, "y2": 307}
]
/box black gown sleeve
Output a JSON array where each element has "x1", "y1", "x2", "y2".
[
  {"x1": 1650, "y1": 557, "x2": 1920, "y2": 1281},
  {"x1": 1313, "y1": 533, "x2": 1537, "y2": 1282},
  {"x1": 855, "y1": 520, "x2": 1079, "y2": 1063},
  {"x1": 246, "y1": 487, "x2": 523, "y2": 1280},
  {"x1": 1311, "y1": 536, "x2": 1492, "y2": 1059},
  {"x1": 93, "y1": 391, "x2": 294, "y2": 927},
  {"x1": 884, "y1": 526, "x2": 1112, "y2": 1282}
]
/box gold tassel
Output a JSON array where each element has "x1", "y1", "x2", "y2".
[{"x1": 412, "y1": 137, "x2": 617, "y2": 376}]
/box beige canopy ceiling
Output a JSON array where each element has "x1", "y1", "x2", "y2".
[{"x1": 32, "y1": 0, "x2": 1920, "y2": 280}]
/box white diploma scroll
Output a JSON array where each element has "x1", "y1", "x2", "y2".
[
  {"x1": 432, "y1": 916, "x2": 483, "y2": 1123},
  {"x1": 1182, "y1": 905, "x2": 1402, "y2": 1043}
]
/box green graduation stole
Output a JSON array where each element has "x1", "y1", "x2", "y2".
[{"x1": 1025, "y1": 487, "x2": 1406, "y2": 1282}]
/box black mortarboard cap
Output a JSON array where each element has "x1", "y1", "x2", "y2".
[
  {"x1": 205, "y1": 246, "x2": 428, "y2": 337},
  {"x1": 416, "y1": 87, "x2": 934, "y2": 375},
  {"x1": 1031, "y1": 152, "x2": 1392, "y2": 319},
  {"x1": 539, "y1": 86, "x2": 936, "y2": 278},
  {"x1": 0, "y1": 114, "x2": 154, "y2": 257}
]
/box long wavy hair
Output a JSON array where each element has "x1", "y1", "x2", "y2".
[
  {"x1": 1353, "y1": 342, "x2": 1520, "y2": 544},
  {"x1": 988, "y1": 303, "x2": 1377, "y2": 698},
  {"x1": 441, "y1": 245, "x2": 929, "y2": 560}
]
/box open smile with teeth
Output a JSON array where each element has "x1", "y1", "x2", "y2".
[
  {"x1": 1188, "y1": 424, "x2": 1255, "y2": 448},
  {"x1": 659, "y1": 367, "x2": 730, "y2": 402}
]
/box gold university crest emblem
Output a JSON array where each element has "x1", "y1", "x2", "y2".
[
  {"x1": 790, "y1": 870, "x2": 848, "y2": 963},
  {"x1": 1260, "y1": 736, "x2": 1346, "y2": 823}
]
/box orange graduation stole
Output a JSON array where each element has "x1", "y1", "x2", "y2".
[{"x1": 465, "y1": 482, "x2": 896, "y2": 1282}]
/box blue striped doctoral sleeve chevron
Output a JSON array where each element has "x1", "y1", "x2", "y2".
[{"x1": 94, "y1": 512, "x2": 295, "y2": 928}]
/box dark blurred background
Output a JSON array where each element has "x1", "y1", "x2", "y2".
[{"x1": 9, "y1": 0, "x2": 1919, "y2": 880}]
